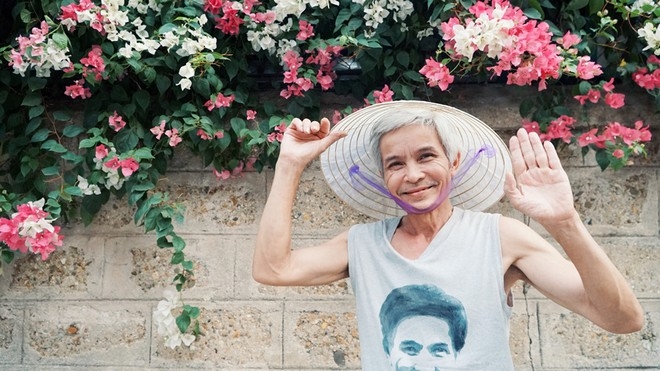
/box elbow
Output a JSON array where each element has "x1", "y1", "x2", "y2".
[
  {"x1": 251, "y1": 261, "x2": 288, "y2": 286},
  {"x1": 603, "y1": 305, "x2": 645, "y2": 334},
  {"x1": 616, "y1": 310, "x2": 645, "y2": 334}
]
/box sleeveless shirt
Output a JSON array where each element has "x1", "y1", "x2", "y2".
[{"x1": 347, "y1": 207, "x2": 514, "y2": 370}]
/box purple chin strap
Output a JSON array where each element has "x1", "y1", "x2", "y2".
[{"x1": 348, "y1": 145, "x2": 495, "y2": 215}]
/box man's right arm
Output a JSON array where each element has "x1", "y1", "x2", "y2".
[{"x1": 252, "y1": 117, "x2": 349, "y2": 286}]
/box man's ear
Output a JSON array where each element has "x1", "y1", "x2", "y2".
[{"x1": 451, "y1": 152, "x2": 461, "y2": 175}]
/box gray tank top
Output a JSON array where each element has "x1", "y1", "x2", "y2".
[{"x1": 348, "y1": 208, "x2": 514, "y2": 370}]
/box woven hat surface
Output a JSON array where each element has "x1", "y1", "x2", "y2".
[{"x1": 320, "y1": 100, "x2": 512, "y2": 219}]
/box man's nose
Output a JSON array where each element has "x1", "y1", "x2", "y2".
[{"x1": 404, "y1": 162, "x2": 425, "y2": 182}]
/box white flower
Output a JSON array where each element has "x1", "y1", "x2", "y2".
[
  {"x1": 638, "y1": 22, "x2": 660, "y2": 55},
  {"x1": 308, "y1": 0, "x2": 339, "y2": 9},
  {"x1": 363, "y1": 0, "x2": 390, "y2": 29},
  {"x1": 198, "y1": 14, "x2": 208, "y2": 26},
  {"x1": 177, "y1": 78, "x2": 192, "y2": 90},
  {"x1": 160, "y1": 31, "x2": 179, "y2": 49},
  {"x1": 153, "y1": 289, "x2": 196, "y2": 349},
  {"x1": 178, "y1": 63, "x2": 195, "y2": 79},
  {"x1": 77, "y1": 175, "x2": 102, "y2": 195},
  {"x1": 273, "y1": 0, "x2": 307, "y2": 20}
]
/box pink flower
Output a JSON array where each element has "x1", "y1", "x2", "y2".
[
  {"x1": 108, "y1": 111, "x2": 126, "y2": 132},
  {"x1": 316, "y1": 71, "x2": 334, "y2": 91},
  {"x1": 332, "y1": 110, "x2": 343, "y2": 124},
  {"x1": 197, "y1": 129, "x2": 212, "y2": 140},
  {"x1": 602, "y1": 78, "x2": 615, "y2": 92},
  {"x1": 373, "y1": 85, "x2": 394, "y2": 103},
  {"x1": 522, "y1": 120, "x2": 541, "y2": 135},
  {"x1": 165, "y1": 128, "x2": 183, "y2": 147},
  {"x1": 119, "y1": 158, "x2": 139, "y2": 177},
  {"x1": 80, "y1": 45, "x2": 106, "y2": 81},
  {"x1": 558, "y1": 31, "x2": 580, "y2": 49},
  {"x1": 214, "y1": 131, "x2": 224, "y2": 139},
  {"x1": 246, "y1": 110, "x2": 257, "y2": 120},
  {"x1": 64, "y1": 79, "x2": 92, "y2": 99},
  {"x1": 612, "y1": 149, "x2": 624, "y2": 159},
  {"x1": 419, "y1": 58, "x2": 454, "y2": 91},
  {"x1": 213, "y1": 168, "x2": 231, "y2": 180},
  {"x1": 150, "y1": 120, "x2": 166, "y2": 139},
  {"x1": 296, "y1": 20, "x2": 315, "y2": 41},
  {"x1": 576, "y1": 56, "x2": 603, "y2": 80},
  {"x1": 104, "y1": 156, "x2": 120, "y2": 170},
  {"x1": 578, "y1": 128, "x2": 599, "y2": 147},
  {"x1": 95, "y1": 144, "x2": 109, "y2": 160},
  {"x1": 604, "y1": 92, "x2": 625, "y2": 109},
  {"x1": 215, "y1": 8, "x2": 244, "y2": 35}
]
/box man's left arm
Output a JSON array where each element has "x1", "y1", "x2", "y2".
[{"x1": 503, "y1": 128, "x2": 644, "y2": 334}]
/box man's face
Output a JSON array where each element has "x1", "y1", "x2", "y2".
[
  {"x1": 389, "y1": 315, "x2": 456, "y2": 371},
  {"x1": 379, "y1": 125, "x2": 457, "y2": 212}
]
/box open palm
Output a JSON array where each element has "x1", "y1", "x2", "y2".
[{"x1": 504, "y1": 129, "x2": 575, "y2": 224}]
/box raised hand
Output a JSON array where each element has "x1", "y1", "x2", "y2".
[
  {"x1": 279, "y1": 117, "x2": 346, "y2": 167},
  {"x1": 504, "y1": 128, "x2": 576, "y2": 225}
]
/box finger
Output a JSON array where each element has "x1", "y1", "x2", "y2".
[
  {"x1": 544, "y1": 141, "x2": 563, "y2": 170},
  {"x1": 508, "y1": 130, "x2": 527, "y2": 176},
  {"x1": 529, "y1": 131, "x2": 549, "y2": 168},
  {"x1": 318, "y1": 117, "x2": 331, "y2": 136},
  {"x1": 288, "y1": 118, "x2": 303, "y2": 132},
  {"x1": 516, "y1": 128, "x2": 538, "y2": 169},
  {"x1": 301, "y1": 118, "x2": 312, "y2": 133}
]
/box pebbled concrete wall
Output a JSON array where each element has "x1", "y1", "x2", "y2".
[{"x1": 0, "y1": 86, "x2": 659, "y2": 370}]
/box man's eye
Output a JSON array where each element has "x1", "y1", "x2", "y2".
[
  {"x1": 399, "y1": 340, "x2": 422, "y2": 356},
  {"x1": 428, "y1": 343, "x2": 450, "y2": 357},
  {"x1": 420, "y1": 153, "x2": 436, "y2": 160}
]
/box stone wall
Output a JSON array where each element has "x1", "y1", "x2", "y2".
[{"x1": 1, "y1": 86, "x2": 659, "y2": 370}]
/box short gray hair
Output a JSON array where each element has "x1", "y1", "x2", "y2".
[{"x1": 369, "y1": 109, "x2": 462, "y2": 173}]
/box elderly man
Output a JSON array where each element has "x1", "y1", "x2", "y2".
[{"x1": 252, "y1": 101, "x2": 643, "y2": 370}]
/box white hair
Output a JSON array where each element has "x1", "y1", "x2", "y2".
[{"x1": 369, "y1": 109, "x2": 462, "y2": 172}]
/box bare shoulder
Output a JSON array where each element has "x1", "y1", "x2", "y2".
[{"x1": 498, "y1": 215, "x2": 558, "y2": 265}]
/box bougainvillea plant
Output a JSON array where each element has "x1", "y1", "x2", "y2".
[{"x1": 0, "y1": 0, "x2": 657, "y2": 347}]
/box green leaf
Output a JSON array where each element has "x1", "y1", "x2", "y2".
[
  {"x1": 31, "y1": 128, "x2": 50, "y2": 142},
  {"x1": 28, "y1": 105, "x2": 45, "y2": 119},
  {"x1": 53, "y1": 110, "x2": 73, "y2": 121},
  {"x1": 156, "y1": 76, "x2": 171, "y2": 95},
  {"x1": 41, "y1": 140, "x2": 68, "y2": 153},
  {"x1": 111, "y1": 85, "x2": 130, "y2": 102},
  {"x1": 115, "y1": 130, "x2": 139, "y2": 152},
  {"x1": 588, "y1": 0, "x2": 605, "y2": 14},
  {"x1": 171, "y1": 251, "x2": 184, "y2": 264},
  {"x1": 176, "y1": 312, "x2": 191, "y2": 333},
  {"x1": 172, "y1": 235, "x2": 186, "y2": 252},
  {"x1": 134, "y1": 90, "x2": 151, "y2": 111},
  {"x1": 41, "y1": 166, "x2": 60, "y2": 176},
  {"x1": 63, "y1": 125, "x2": 85, "y2": 138},
  {"x1": 523, "y1": 7, "x2": 542, "y2": 20},
  {"x1": 51, "y1": 32, "x2": 69, "y2": 49},
  {"x1": 27, "y1": 77, "x2": 47, "y2": 91},
  {"x1": 22, "y1": 93, "x2": 42, "y2": 107},
  {"x1": 565, "y1": 0, "x2": 589, "y2": 11},
  {"x1": 595, "y1": 150, "x2": 610, "y2": 171},
  {"x1": 395, "y1": 51, "x2": 410, "y2": 68}
]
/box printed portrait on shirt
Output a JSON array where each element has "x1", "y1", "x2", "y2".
[{"x1": 379, "y1": 284, "x2": 468, "y2": 371}]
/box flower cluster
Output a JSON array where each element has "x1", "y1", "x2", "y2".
[
  {"x1": 0, "y1": 199, "x2": 63, "y2": 260},
  {"x1": 423, "y1": 0, "x2": 603, "y2": 91},
  {"x1": 153, "y1": 289, "x2": 196, "y2": 349},
  {"x1": 7, "y1": 21, "x2": 71, "y2": 77}
]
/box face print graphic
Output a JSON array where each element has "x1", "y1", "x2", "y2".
[
  {"x1": 390, "y1": 315, "x2": 456, "y2": 370},
  {"x1": 380, "y1": 284, "x2": 467, "y2": 371}
]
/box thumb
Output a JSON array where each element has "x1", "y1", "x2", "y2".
[
  {"x1": 318, "y1": 129, "x2": 347, "y2": 149},
  {"x1": 503, "y1": 172, "x2": 520, "y2": 201}
]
